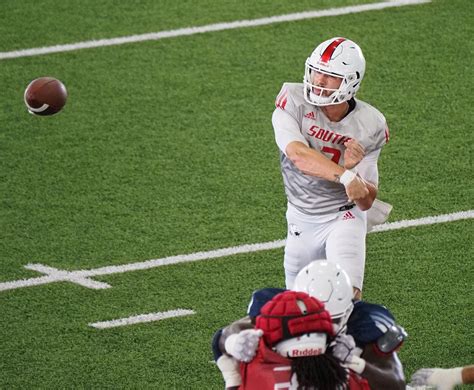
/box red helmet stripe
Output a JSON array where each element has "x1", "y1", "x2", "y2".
[{"x1": 320, "y1": 38, "x2": 346, "y2": 63}]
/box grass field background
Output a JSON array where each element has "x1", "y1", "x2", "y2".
[{"x1": 1, "y1": 0, "x2": 472, "y2": 388}]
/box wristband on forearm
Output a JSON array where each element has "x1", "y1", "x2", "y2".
[
  {"x1": 216, "y1": 355, "x2": 242, "y2": 388},
  {"x1": 429, "y1": 367, "x2": 463, "y2": 387},
  {"x1": 345, "y1": 355, "x2": 366, "y2": 374},
  {"x1": 339, "y1": 170, "x2": 357, "y2": 186}
]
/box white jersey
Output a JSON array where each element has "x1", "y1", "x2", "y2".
[{"x1": 272, "y1": 82, "x2": 389, "y2": 216}]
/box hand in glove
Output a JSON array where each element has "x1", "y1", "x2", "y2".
[
  {"x1": 331, "y1": 333, "x2": 357, "y2": 364},
  {"x1": 224, "y1": 329, "x2": 263, "y2": 363},
  {"x1": 410, "y1": 367, "x2": 463, "y2": 390}
]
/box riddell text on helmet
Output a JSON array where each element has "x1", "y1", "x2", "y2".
[{"x1": 291, "y1": 348, "x2": 324, "y2": 357}]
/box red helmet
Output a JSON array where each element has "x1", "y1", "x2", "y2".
[{"x1": 256, "y1": 291, "x2": 334, "y2": 354}]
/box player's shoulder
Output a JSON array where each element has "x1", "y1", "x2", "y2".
[
  {"x1": 275, "y1": 82, "x2": 307, "y2": 110},
  {"x1": 247, "y1": 287, "x2": 286, "y2": 317},
  {"x1": 353, "y1": 99, "x2": 390, "y2": 148},
  {"x1": 353, "y1": 99, "x2": 386, "y2": 126},
  {"x1": 347, "y1": 300, "x2": 396, "y2": 345},
  {"x1": 280, "y1": 82, "x2": 304, "y2": 97}
]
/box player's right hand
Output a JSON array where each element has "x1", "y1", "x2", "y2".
[
  {"x1": 410, "y1": 369, "x2": 435, "y2": 386},
  {"x1": 345, "y1": 175, "x2": 369, "y2": 202},
  {"x1": 343, "y1": 139, "x2": 365, "y2": 169},
  {"x1": 331, "y1": 333, "x2": 357, "y2": 364},
  {"x1": 410, "y1": 367, "x2": 463, "y2": 390},
  {"x1": 224, "y1": 329, "x2": 263, "y2": 363}
]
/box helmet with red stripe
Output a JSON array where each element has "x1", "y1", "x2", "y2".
[
  {"x1": 304, "y1": 37, "x2": 366, "y2": 106},
  {"x1": 256, "y1": 291, "x2": 334, "y2": 358}
]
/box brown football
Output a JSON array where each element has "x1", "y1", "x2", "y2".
[{"x1": 24, "y1": 77, "x2": 68, "y2": 116}]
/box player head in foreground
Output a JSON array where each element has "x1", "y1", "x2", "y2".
[
  {"x1": 238, "y1": 290, "x2": 370, "y2": 389},
  {"x1": 212, "y1": 261, "x2": 406, "y2": 389}
]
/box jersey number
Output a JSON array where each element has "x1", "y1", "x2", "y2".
[{"x1": 321, "y1": 146, "x2": 341, "y2": 164}]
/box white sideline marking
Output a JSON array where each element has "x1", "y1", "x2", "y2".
[
  {"x1": 0, "y1": 209, "x2": 472, "y2": 293},
  {"x1": 89, "y1": 309, "x2": 195, "y2": 329},
  {"x1": 370, "y1": 210, "x2": 474, "y2": 232},
  {"x1": 0, "y1": 0, "x2": 431, "y2": 60}
]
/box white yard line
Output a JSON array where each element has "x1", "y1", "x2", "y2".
[
  {"x1": 88, "y1": 309, "x2": 196, "y2": 329},
  {"x1": 0, "y1": 209, "x2": 472, "y2": 293},
  {"x1": 370, "y1": 210, "x2": 474, "y2": 232},
  {"x1": 0, "y1": 0, "x2": 431, "y2": 60}
]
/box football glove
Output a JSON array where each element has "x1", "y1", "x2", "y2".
[
  {"x1": 331, "y1": 333, "x2": 357, "y2": 364},
  {"x1": 224, "y1": 329, "x2": 263, "y2": 363},
  {"x1": 410, "y1": 367, "x2": 463, "y2": 390}
]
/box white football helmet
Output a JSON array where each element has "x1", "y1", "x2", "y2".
[
  {"x1": 293, "y1": 261, "x2": 354, "y2": 333},
  {"x1": 304, "y1": 37, "x2": 366, "y2": 106}
]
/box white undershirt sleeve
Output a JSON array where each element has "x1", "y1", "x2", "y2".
[{"x1": 272, "y1": 108, "x2": 308, "y2": 155}]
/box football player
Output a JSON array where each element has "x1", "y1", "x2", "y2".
[
  {"x1": 272, "y1": 37, "x2": 390, "y2": 298},
  {"x1": 212, "y1": 261, "x2": 406, "y2": 390},
  {"x1": 239, "y1": 290, "x2": 370, "y2": 390}
]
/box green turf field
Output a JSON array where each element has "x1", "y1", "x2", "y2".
[{"x1": 1, "y1": 0, "x2": 473, "y2": 388}]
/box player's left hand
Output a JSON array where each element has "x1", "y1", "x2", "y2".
[
  {"x1": 345, "y1": 175, "x2": 369, "y2": 202},
  {"x1": 224, "y1": 329, "x2": 263, "y2": 363},
  {"x1": 344, "y1": 139, "x2": 365, "y2": 169}
]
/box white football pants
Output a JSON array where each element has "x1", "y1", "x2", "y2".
[{"x1": 284, "y1": 203, "x2": 367, "y2": 291}]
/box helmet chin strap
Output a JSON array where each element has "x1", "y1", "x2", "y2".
[{"x1": 333, "y1": 303, "x2": 354, "y2": 335}]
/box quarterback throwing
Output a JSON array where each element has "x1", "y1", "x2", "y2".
[{"x1": 272, "y1": 37, "x2": 390, "y2": 296}]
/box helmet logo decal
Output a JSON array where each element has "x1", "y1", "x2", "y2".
[
  {"x1": 291, "y1": 347, "x2": 324, "y2": 357},
  {"x1": 319, "y1": 38, "x2": 346, "y2": 64}
]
